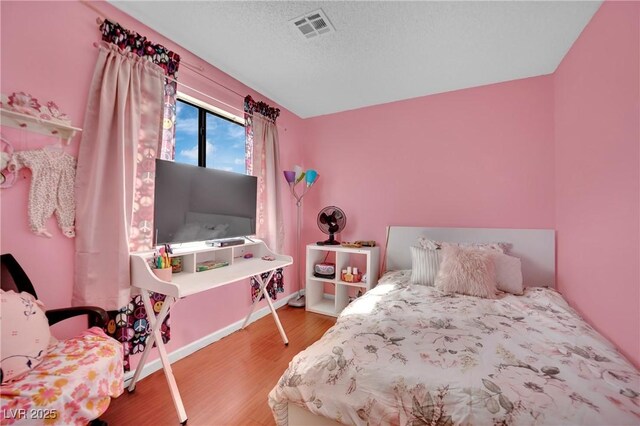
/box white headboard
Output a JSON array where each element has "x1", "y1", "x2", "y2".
[{"x1": 386, "y1": 226, "x2": 556, "y2": 288}]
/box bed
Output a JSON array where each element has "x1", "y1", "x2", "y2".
[{"x1": 269, "y1": 227, "x2": 640, "y2": 425}]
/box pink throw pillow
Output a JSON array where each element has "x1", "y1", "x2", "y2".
[
  {"x1": 490, "y1": 252, "x2": 524, "y2": 295},
  {"x1": 1, "y1": 290, "x2": 51, "y2": 383},
  {"x1": 435, "y1": 245, "x2": 497, "y2": 298}
]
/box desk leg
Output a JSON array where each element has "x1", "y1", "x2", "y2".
[
  {"x1": 241, "y1": 270, "x2": 289, "y2": 345},
  {"x1": 127, "y1": 293, "x2": 164, "y2": 392},
  {"x1": 131, "y1": 291, "x2": 188, "y2": 425},
  {"x1": 241, "y1": 270, "x2": 274, "y2": 329}
]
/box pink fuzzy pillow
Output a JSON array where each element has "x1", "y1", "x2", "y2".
[{"x1": 434, "y1": 244, "x2": 497, "y2": 298}]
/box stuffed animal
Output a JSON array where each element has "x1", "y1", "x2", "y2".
[
  {"x1": 0, "y1": 151, "x2": 10, "y2": 184},
  {"x1": 0, "y1": 151, "x2": 9, "y2": 171},
  {"x1": 0, "y1": 136, "x2": 15, "y2": 187}
]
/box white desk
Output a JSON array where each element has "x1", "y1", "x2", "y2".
[{"x1": 128, "y1": 240, "x2": 293, "y2": 425}]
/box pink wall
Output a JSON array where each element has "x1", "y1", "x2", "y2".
[
  {"x1": 302, "y1": 76, "x2": 556, "y2": 250},
  {"x1": 2, "y1": 0, "x2": 637, "y2": 374},
  {"x1": 554, "y1": 1, "x2": 639, "y2": 367},
  {"x1": 0, "y1": 1, "x2": 304, "y2": 368}
]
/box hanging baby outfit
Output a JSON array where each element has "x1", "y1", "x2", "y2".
[{"x1": 9, "y1": 149, "x2": 76, "y2": 238}]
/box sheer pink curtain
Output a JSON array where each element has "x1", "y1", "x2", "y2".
[
  {"x1": 250, "y1": 115, "x2": 284, "y2": 253},
  {"x1": 74, "y1": 42, "x2": 164, "y2": 310},
  {"x1": 244, "y1": 96, "x2": 284, "y2": 255}
]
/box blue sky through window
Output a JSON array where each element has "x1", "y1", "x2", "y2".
[
  {"x1": 174, "y1": 101, "x2": 198, "y2": 166},
  {"x1": 174, "y1": 100, "x2": 246, "y2": 174},
  {"x1": 205, "y1": 114, "x2": 246, "y2": 173}
]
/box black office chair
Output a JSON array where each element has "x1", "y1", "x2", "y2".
[
  {"x1": 1, "y1": 253, "x2": 116, "y2": 426},
  {"x1": 1, "y1": 253, "x2": 108, "y2": 328}
]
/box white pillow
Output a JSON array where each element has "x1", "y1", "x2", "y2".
[
  {"x1": 410, "y1": 246, "x2": 442, "y2": 286},
  {"x1": 491, "y1": 252, "x2": 523, "y2": 295},
  {"x1": 416, "y1": 238, "x2": 440, "y2": 250},
  {"x1": 1, "y1": 290, "x2": 51, "y2": 383},
  {"x1": 417, "y1": 237, "x2": 510, "y2": 253}
]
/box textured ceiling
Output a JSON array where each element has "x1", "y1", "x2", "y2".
[{"x1": 110, "y1": 1, "x2": 602, "y2": 118}]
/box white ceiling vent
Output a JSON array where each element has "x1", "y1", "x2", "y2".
[{"x1": 291, "y1": 9, "x2": 335, "y2": 39}]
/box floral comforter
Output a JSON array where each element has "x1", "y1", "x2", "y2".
[{"x1": 269, "y1": 271, "x2": 640, "y2": 425}]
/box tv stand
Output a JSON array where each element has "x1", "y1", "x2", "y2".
[{"x1": 129, "y1": 239, "x2": 292, "y2": 424}]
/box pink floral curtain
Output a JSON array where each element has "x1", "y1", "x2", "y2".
[
  {"x1": 94, "y1": 20, "x2": 180, "y2": 370},
  {"x1": 245, "y1": 96, "x2": 285, "y2": 300},
  {"x1": 99, "y1": 19, "x2": 181, "y2": 251},
  {"x1": 74, "y1": 42, "x2": 164, "y2": 310}
]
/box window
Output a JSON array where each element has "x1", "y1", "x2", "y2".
[{"x1": 174, "y1": 96, "x2": 246, "y2": 174}]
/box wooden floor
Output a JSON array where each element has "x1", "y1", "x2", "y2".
[{"x1": 101, "y1": 306, "x2": 335, "y2": 426}]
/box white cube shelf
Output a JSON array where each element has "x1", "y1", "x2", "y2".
[{"x1": 305, "y1": 244, "x2": 379, "y2": 317}]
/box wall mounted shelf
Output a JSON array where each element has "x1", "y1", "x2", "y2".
[{"x1": 0, "y1": 108, "x2": 82, "y2": 143}]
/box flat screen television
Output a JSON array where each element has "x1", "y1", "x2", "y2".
[{"x1": 154, "y1": 159, "x2": 257, "y2": 245}]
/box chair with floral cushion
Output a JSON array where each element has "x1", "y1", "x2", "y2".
[{"x1": 0, "y1": 253, "x2": 123, "y2": 425}]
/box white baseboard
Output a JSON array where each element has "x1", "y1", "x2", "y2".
[{"x1": 124, "y1": 292, "x2": 298, "y2": 386}]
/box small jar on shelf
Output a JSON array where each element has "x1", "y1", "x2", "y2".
[{"x1": 341, "y1": 266, "x2": 363, "y2": 283}]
